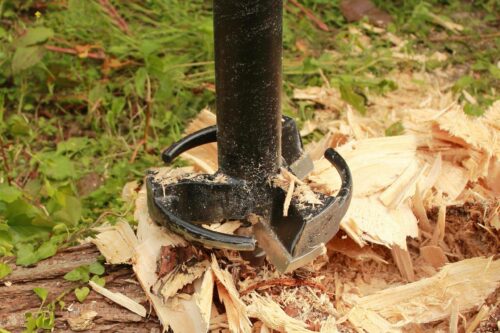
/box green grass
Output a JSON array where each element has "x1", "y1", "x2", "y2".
[{"x1": 0, "y1": 0, "x2": 498, "y2": 268}]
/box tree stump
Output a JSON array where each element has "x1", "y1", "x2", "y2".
[{"x1": 0, "y1": 244, "x2": 160, "y2": 332}]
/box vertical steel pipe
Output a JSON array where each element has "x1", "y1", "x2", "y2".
[{"x1": 213, "y1": 0, "x2": 283, "y2": 184}]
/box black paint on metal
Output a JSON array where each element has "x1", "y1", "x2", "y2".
[
  {"x1": 214, "y1": 0, "x2": 283, "y2": 184},
  {"x1": 146, "y1": 0, "x2": 353, "y2": 272}
]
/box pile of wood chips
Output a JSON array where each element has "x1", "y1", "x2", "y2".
[{"x1": 91, "y1": 70, "x2": 499, "y2": 333}]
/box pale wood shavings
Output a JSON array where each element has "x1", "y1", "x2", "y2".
[
  {"x1": 348, "y1": 307, "x2": 401, "y2": 333},
  {"x1": 90, "y1": 220, "x2": 138, "y2": 264},
  {"x1": 449, "y1": 299, "x2": 459, "y2": 333},
  {"x1": 156, "y1": 260, "x2": 209, "y2": 300},
  {"x1": 246, "y1": 293, "x2": 316, "y2": 333},
  {"x1": 485, "y1": 157, "x2": 500, "y2": 195},
  {"x1": 211, "y1": 255, "x2": 251, "y2": 333},
  {"x1": 436, "y1": 103, "x2": 500, "y2": 156},
  {"x1": 320, "y1": 316, "x2": 339, "y2": 333},
  {"x1": 88, "y1": 281, "x2": 147, "y2": 317},
  {"x1": 309, "y1": 135, "x2": 420, "y2": 197},
  {"x1": 341, "y1": 198, "x2": 418, "y2": 249},
  {"x1": 195, "y1": 269, "x2": 214, "y2": 331},
  {"x1": 182, "y1": 108, "x2": 218, "y2": 172},
  {"x1": 465, "y1": 305, "x2": 490, "y2": 333},
  {"x1": 379, "y1": 160, "x2": 425, "y2": 209},
  {"x1": 435, "y1": 161, "x2": 469, "y2": 202},
  {"x1": 417, "y1": 153, "x2": 442, "y2": 197},
  {"x1": 203, "y1": 221, "x2": 241, "y2": 235},
  {"x1": 430, "y1": 205, "x2": 446, "y2": 246},
  {"x1": 391, "y1": 245, "x2": 415, "y2": 281},
  {"x1": 274, "y1": 168, "x2": 322, "y2": 207},
  {"x1": 134, "y1": 186, "x2": 205, "y2": 333},
  {"x1": 348, "y1": 257, "x2": 500, "y2": 329},
  {"x1": 412, "y1": 184, "x2": 433, "y2": 233},
  {"x1": 327, "y1": 236, "x2": 387, "y2": 264},
  {"x1": 346, "y1": 106, "x2": 365, "y2": 140},
  {"x1": 283, "y1": 177, "x2": 295, "y2": 217}
]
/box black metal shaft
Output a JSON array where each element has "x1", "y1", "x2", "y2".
[{"x1": 213, "y1": 0, "x2": 283, "y2": 184}]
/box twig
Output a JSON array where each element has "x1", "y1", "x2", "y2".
[
  {"x1": 0, "y1": 136, "x2": 12, "y2": 185},
  {"x1": 45, "y1": 45, "x2": 106, "y2": 60},
  {"x1": 98, "y1": 0, "x2": 130, "y2": 35},
  {"x1": 288, "y1": 0, "x2": 330, "y2": 32},
  {"x1": 129, "y1": 139, "x2": 146, "y2": 163},
  {"x1": 240, "y1": 277, "x2": 329, "y2": 296}
]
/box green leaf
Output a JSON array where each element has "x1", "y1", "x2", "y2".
[
  {"x1": 0, "y1": 328, "x2": 12, "y2": 333},
  {"x1": 0, "y1": 262, "x2": 12, "y2": 279},
  {"x1": 90, "y1": 275, "x2": 106, "y2": 287},
  {"x1": 452, "y1": 75, "x2": 474, "y2": 94},
  {"x1": 57, "y1": 137, "x2": 89, "y2": 154},
  {"x1": 24, "y1": 312, "x2": 37, "y2": 332},
  {"x1": 7, "y1": 114, "x2": 30, "y2": 136},
  {"x1": 33, "y1": 287, "x2": 48, "y2": 303},
  {"x1": 35, "y1": 241, "x2": 57, "y2": 261},
  {"x1": 339, "y1": 82, "x2": 366, "y2": 115},
  {"x1": 15, "y1": 27, "x2": 54, "y2": 47},
  {"x1": 64, "y1": 266, "x2": 89, "y2": 282},
  {"x1": 38, "y1": 155, "x2": 76, "y2": 180},
  {"x1": 88, "y1": 262, "x2": 105, "y2": 275},
  {"x1": 134, "y1": 68, "x2": 148, "y2": 98},
  {"x1": 74, "y1": 287, "x2": 90, "y2": 303},
  {"x1": 463, "y1": 103, "x2": 484, "y2": 117},
  {"x1": 16, "y1": 243, "x2": 38, "y2": 266},
  {"x1": 51, "y1": 195, "x2": 82, "y2": 226},
  {"x1": 35, "y1": 311, "x2": 54, "y2": 329},
  {"x1": 11, "y1": 46, "x2": 45, "y2": 74},
  {"x1": 0, "y1": 184, "x2": 21, "y2": 203},
  {"x1": 385, "y1": 121, "x2": 405, "y2": 136},
  {"x1": 139, "y1": 40, "x2": 161, "y2": 58}
]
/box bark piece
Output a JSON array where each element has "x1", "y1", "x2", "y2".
[{"x1": 0, "y1": 244, "x2": 159, "y2": 332}]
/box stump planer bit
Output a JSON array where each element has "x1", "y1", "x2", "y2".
[{"x1": 146, "y1": 0, "x2": 352, "y2": 273}]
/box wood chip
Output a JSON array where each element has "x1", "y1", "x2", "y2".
[
  {"x1": 133, "y1": 186, "x2": 206, "y2": 333},
  {"x1": 89, "y1": 281, "x2": 147, "y2": 317},
  {"x1": 419, "y1": 245, "x2": 448, "y2": 268},
  {"x1": 246, "y1": 293, "x2": 316, "y2": 333},
  {"x1": 348, "y1": 257, "x2": 500, "y2": 330},
  {"x1": 67, "y1": 310, "x2": 98, "y2": 331},
  {"x1": 327, "y1": 236, "x2": 387, "y2": 264},
  {"x1": 465, "y1": 305, "x2": 490, "y2": 333},
  {"x1": 283, "y1": 178, "x2": 295, "y2": 217},
  {"x1": 211, "y1": 255, "x2": 251, "y2": 333},
  {"x1": 195, "y1": 269, "x2": 214, "y2": 332},
  {"x1": 90, "y1": 220, "x2": 138, "y2": 264},
  {"x1": 391, "y1": 245, "x2": 415, "y2": 281},
  {"x1": 157, "y1": 260, "x2": 209, "y2": 300}
]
